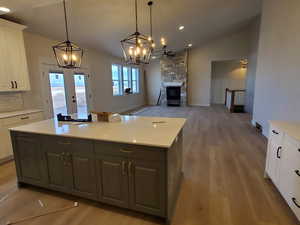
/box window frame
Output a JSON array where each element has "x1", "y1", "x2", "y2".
[
  {"x1": 111, "y1": 64, "x2": 123, "y2": 96},
  {"x1": 111, "y1": 64, "x2": 140, "y2": 96}
]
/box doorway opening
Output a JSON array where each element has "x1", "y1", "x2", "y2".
[
  {"x1": 210, "y1": 59, "x2": 247, "y2": 112},
  {"x1": 42, "y1": 65, "x2": 91, "y2": 119}
]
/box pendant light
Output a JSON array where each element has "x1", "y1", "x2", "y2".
[
  {"x1": 53, "y1": 0, "x2": 83, "y2": 69},
  {"x1": 148, "y1": 1, "x2": 155, "y2": 49},
  {"x1": 121, "y1": 0, "x2": 153, "y2": 65}
]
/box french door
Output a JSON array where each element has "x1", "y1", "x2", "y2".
[{"x1": 42, "y1": 64, "x2": 92, "y2": 119}]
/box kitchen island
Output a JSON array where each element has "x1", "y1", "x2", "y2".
[{"x1": 10, "y1": 115, "x2": 185, "y2": 223}]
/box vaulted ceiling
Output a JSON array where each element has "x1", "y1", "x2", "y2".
[{"x1": 0, "y1": 0, "x2": 262, "y2": 57}]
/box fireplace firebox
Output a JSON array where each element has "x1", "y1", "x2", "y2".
[{"x1": 166, "y1": 86, "x2": 181, "y2": 106}]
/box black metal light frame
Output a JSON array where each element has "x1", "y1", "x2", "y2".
[
  {"x1": 121, "y1": 0, "x2": 153, "y2": 65},
  {"x1": 52, "y1": 0, "x2": 83, "y2": 69}
]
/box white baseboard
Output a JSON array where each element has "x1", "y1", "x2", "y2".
[{"x1": 189, "y1": 103, "x2": 210, "y2": 107}]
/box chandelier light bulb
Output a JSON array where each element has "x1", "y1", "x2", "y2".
[
  {"x1": 143, "y1": 48, "x2": 147, "y2": 55},
  {"x1": 63, "y1": 54, "x2": 68, "y2": 60},
  {"x1": 129, "y1": 48, "x2": 133, "y2": 55},
  {"x1": 72, "y1": 54, "x2": 77, "y2": 61},
  {"x1": 151, "y1": 43, "x2": 156, "y2": 48}
]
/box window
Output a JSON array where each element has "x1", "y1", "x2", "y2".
[
  {"x1": 112, "y1": 64, "x2": 122, "y2": 96},
  {"x1": 123, "y1": 67, "x2": 131, "y2": 91},
  {"x1": 111, "y1": 64, "x2": 140, "y2": 95},
  {"x1": 131, "y1": 68, "x2": 139, "y2": 93}
]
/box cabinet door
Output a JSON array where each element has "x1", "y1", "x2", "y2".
[
  {"x1": 129, "y1": 160, "x2": 166, "y2": 217},
  {"x1": 43, "y1": 139, "x2": 72, "y2": 191},
  {"x1": 13, "y1": 134, "x2": 47, "y2": 185},
  {"x1": 96, "y1": 156, "x2": 129, "y2": 208},
  {"x1": 71, "y1": 140, "x2": 97, "y2": 200},
  {"x1": 266, "y1": 140, "x2": 282, "y2": 187},
  {"x1": 0, "y1": 28, "x2": 11, "y2": 91}
]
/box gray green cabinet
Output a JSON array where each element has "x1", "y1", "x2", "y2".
[
  {"x1": 10, "y1": 130, "x2": 183, "y2": 223},
  {"x1": 129, "y1": 160, "x2": 165, "y2": 216},
  {"x1": 12, "y1": 133, "x2": 47, "y2": 186},
  {"x1": 96, "y1": 155, "x2": 129, "y2": 208}
]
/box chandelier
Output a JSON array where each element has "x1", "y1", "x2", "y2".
[
  {"x1": 121, "y1": 0, "x2": 153, "y2": 65},
  {"x1": 53, "y1": 0, "x2": 83, "y2": 69}
]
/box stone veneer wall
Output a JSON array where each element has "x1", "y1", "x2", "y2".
[{"x1": 160, "y1": 50, "x2": 188, "y2": 106}]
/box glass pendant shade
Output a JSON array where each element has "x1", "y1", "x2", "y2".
[
  {"x1": 121, "y1": 32, "x2": 153, "y2": 65},
  {"x1": 53, "y1": 40, "x2": 83, "y2": 69}
]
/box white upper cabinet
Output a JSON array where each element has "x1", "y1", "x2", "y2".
[{"x1": 0, "y1": 19, "x2": 30, "y2": 92}]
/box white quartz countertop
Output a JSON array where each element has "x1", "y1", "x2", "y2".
[
  {"x1": 10, "y1": 116, "x2": 186, "y2": 148},
  {"x1": 0, "y1": 109, "x2": 43, "y2": 119},
  {"x1": 270, "y1": 120, "x2": 300, "y2": 142}
]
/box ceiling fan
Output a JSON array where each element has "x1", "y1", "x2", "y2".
[{"x1": 152, "y1": 38, "x2": 176, "y2": 59}]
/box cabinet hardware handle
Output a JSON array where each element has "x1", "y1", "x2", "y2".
[
  {"x1": 292, "y1": 198, "x2": 300, "y2": 208},
  {"x1": 11, "y1": 81, "x2": 14, "y2": 89},
  {"x1": 58, "y1": 142, "x2": 71, "y2": 145},
  {"x1": 14, "y1": 81, "x2": 17, "y2": 89},
  {"x1": 120, "y1": 149, "x2": 133, "y2": 153},
  {"x1": 128, "y1": 161, "x2": 133, "y2": 176},
  {"x1": 295, "y1": 170, "x2": 300, "y2": 177},
  {"x1": 20, "y1": 116, "x2": 29, "y2": 120},
  {"x1": 60, "y1": 152, "x2": 65, "y2": 161},
  {"x1": 122, "y1": 161, "x2": 126, "y2": 175},
  {"x1": 276, "y1": 146, "x2": 282, "y2": 159},
  {"x1": 66, "y1": 153, "x2": 72, "y2": 166},
  {"x1": 272, "y1": 130, "x2": 279, "y2": 135}
]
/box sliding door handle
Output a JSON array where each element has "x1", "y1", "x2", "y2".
[{"x1": 276, "y1": 146, "x2": 282, "y2": 159}]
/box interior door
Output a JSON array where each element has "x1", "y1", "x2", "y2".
[{"x1": 41, "y1": 64, "x2": 91, "y2": 119}]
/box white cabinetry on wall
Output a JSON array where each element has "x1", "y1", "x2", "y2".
[
  {"x1": 0, "y1": 110, "x2": 44, "y2": 162},
  {"x1": 0, "y1": 19, "x2": 30, "y2": 92},
  {"x1": 265, "y1": 121, "x2": 300, "y2": 221}
]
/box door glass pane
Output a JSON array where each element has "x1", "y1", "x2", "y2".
[
  {"x1": 49, "y1": 73, "x2": 68, "y2": 116},
  {"x1": 74, "y1": 74, "x2": 88, "y2": 116}
]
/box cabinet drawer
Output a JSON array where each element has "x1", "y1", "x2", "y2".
[
  {"x1": 1, "y1": 112, "x2": 43, "y2": 127},
  {"x1": 41, "y1": 135, "x2": 93, "y2": 156},
  {"x1": 94, "y1": 141, "x2": 166, "y2": 161},
  {"x1": 269, "y1": 124, "x2": 283, "y2": 145}
]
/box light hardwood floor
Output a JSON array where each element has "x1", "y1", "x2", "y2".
[{"x1": 0, "y1": 105, "x2": 299, "y2": 225}]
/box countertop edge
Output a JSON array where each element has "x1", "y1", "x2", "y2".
[
  {"x1": 0, "y1": 109, "x2": 44, "y2": 119},
  {"x1": 9, "y1": 129, "x2": 175, "y2": 149}
]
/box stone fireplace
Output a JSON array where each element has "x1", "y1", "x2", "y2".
[{"x1": 160, "y1": 50, "x2": 188, "y2": 106}]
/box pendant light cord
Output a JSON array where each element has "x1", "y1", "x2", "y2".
[
  {"x1": 63, "y1": 0, "x2": 70, "y2": 41},
  {"x1": 148, "y1": 1, "x2": 153, "y2": 37},
  {"x1": 135, "y1": 0, "x2": 138, "y2": 32}
]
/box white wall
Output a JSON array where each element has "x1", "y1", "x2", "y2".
[
  {"x1": 145, "y1": 25, "x2": 256, "y2": 106},
  {"x1": 211, "y1": 60, "x2": 247, "y2": 104},
  {"x1": 188, "y1": 27, "x2": 252, "y2": 106},
  {"x1": 245, "y1": 17, "x2": 261, "y2": 114},
  {"x1": 0, "y1": 31, "x2": 146, "y2": 114},
  {"x1": 253, "y1": 0, "x2": 300, "y2": 136},
  {"x1": 145, "y1": 59, "x2": 161, "y2": 105}
]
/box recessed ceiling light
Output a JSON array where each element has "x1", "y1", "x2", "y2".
[
  {"x1": 0, "y1": 7, "x2": 11, "y2": 13},
  {"x1": 179, "y1": 25, "x2": 185, "y2": 31},
  {"x1": 188, "y1": 43, "x2": 193, "y2": 47}
]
